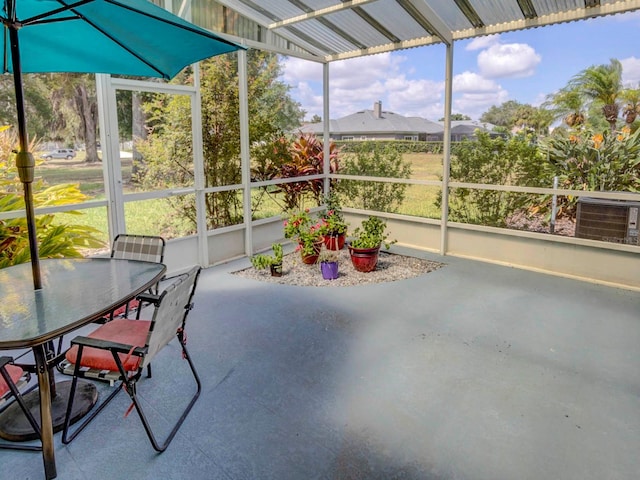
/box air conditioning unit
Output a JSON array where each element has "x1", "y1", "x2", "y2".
[{"x1": 575, "y1": 197, "x2": 640, "y2": 245}]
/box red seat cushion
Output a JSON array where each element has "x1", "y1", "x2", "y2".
[
  {"x1": 0, "y1": 364, "x2": 25, "y2": 397},
  {"x1": 65, "y1": 319, "x2": 151, "y2": 372},
  {"x1": 105, "y1": 299, "x2": 141, "y2": 320}
]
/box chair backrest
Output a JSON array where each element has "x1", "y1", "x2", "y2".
[
  {"x1": 111, "y1": 234, "x2": 165, "y2": 263},
  {"x1": 141, "y1": 266, "x2": 201, "y2": 369}
]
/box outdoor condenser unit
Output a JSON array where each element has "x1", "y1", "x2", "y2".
[{"x1": 575, "y1": 197, "x2": 640, "y2": 245}]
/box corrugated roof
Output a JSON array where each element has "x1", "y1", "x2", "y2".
[{"x1": 214, "y1": 0, "x2": 640, "y2": 62}]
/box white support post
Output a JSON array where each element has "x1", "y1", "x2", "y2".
[
  {"x1": 440, "y1": 43, "x2": 454, "y2": 256},
  {"x1": 192, "y1": 63, "x2": 209, "y2": 267},
  {"x1": 96, "y1": 73, "x2": 125, "y2": 240},
  {"x1": 322, "y1": 62, "x2": 330, "y2": 199},
  {"x1": 238, "y1": 49, "x2": 253, "y2": 256}
]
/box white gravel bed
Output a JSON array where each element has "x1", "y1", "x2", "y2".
[{"x1": 232, "y1": 248, "x2": 444, "y2": 287}]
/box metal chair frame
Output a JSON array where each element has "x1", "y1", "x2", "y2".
[
  {"x1": 61, "y1": 266, "x2": 201, "y2": 452},
  {"x1": 0, "y1": 357, "x2": 42, "y2": 451}
]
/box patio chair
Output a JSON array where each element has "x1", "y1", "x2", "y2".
[
  {"x1": 61, "y1": 266, "x2": 201, "y2": 452},
  {"x1": 0, "y1": 357, "x2": 41, "y2": 451},
  {"x1": 55, "y1": 234, "x2": 166, "y2": 360},
  {"x1": 107, "y1": 234, "x2": 166, "y2": 318}
]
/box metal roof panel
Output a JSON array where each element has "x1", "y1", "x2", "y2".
[{"x1": 213, "y1": 0, "x2": 640, "y2": 61}]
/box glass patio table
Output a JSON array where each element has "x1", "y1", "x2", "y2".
[{"x1": 0, "y1": 257, "x2": 166, "y2": 479}]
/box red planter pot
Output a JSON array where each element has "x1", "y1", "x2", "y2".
[
  {"x1": 300, "y1": 239, "x2": 324, "y2": 264},
  {"x1": 348, "y1": 244, "x2": 380, "y2": 272},
  {"x1": 323, "y1": 232, "x2": 346, "y2": 250}
]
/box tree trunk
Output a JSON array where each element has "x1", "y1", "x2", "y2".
[
  {"x1": 602, "y1": 103, "x2": 619, "y2": 133},
  {"x1": 73, "y1": 83, "x2": 100, "y2": 163}
]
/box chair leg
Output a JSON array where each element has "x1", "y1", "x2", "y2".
[
  {"x1": 127, "y1": 341, "x2": 201, "y2": 452},
  {"x1": 0, "y1": 364, "x2": 42, "y2": 452},
  {"x1": 61, "y1": 347, "x2": 125, "y2": 445}
]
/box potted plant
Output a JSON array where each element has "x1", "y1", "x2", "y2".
[
  {"x1": 317, "y1": 249, "x2": 339, "y2": 280},
  {"x1": 284, "y1": 209, "x2": 324, "y2": 264},
  {"x1": 347, "y1": 216, "x2": 395, "y2": 272},
  {"x1": 250, "y1": 243, "x2": 284, "y2": 276},
  {"x1": 320, "y1": 192, "x2": 348, "y2": 250}
]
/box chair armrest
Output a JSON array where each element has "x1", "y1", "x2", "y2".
[
  {"x1": 71, "y1": 336, "x2": 147, "y2": 357},
  {"x1": 136, "y1": 292, "x2": 161, "y2": 306},
  {"x1": 0, "y1": 356, "x2": 11, "y2": 368}
]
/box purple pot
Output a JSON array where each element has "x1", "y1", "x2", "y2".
[{"x1": 320, "y1": 261, "x2": 339, "y2": 280}]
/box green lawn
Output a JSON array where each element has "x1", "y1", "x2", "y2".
[{"x1": 43, "y1": 152, "x2": 444, "y2": 239}]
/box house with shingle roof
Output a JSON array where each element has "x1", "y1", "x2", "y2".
[{"x1": 297, "y1": 101, "x2": 496, "y2": 141}]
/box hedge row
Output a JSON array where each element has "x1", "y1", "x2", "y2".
[{"x1": 334, "y1": 140, "x2": 444, "y2": 154}]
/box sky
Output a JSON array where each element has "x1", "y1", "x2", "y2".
[{"x1": 280, "y1": 10, "x2": 640, "y2": 122}]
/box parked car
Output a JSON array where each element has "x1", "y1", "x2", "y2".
[{"x1": 41, "y1": 148, "x2": 76, "y2": 160}]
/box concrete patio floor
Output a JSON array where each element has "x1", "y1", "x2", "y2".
[{"x1": 2, "y1": 250, "x2": 639, "y2": 479}]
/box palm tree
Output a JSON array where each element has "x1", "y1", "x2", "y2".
[
  {"x1": 542, "y1": 87, "x2": 586, "y2": 128},
  {"x1": 568, "y1": 58, "x2": 623, "y2": 132},
  {"x1": 621, "y1": 86, "x2": 640, "y2": 126}
]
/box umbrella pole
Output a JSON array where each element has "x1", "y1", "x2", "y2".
[{"x1": 9, "y1": 26, "x2": 42, "y2": 289}]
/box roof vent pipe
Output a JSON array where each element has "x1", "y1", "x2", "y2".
[{"x1": 374, "y1": 101, "x2": 382, "y2": 118}]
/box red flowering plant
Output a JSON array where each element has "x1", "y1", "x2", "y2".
[
  {"x1": 283, "y1": 209, "x2": 325, "y2": 256},
  {"x1": 318, "y1": 191, "x2": 348, "y2": 236}
]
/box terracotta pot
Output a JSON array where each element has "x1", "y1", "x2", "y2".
[
  {"x1": 300, "y1": 239, "x2": 323, "y2": 264},
  {"x1": 348, "y1": 244, "x2": 380, "y2": 272},
  {"x1": 323, "y1": 232, "x2": 346, "y2": 250},
  {"x1": 320, "y1": 261, "x2": 339, "y2": 280}
]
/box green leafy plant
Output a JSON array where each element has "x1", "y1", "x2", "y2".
[
  {"x1": 349, "y1": 216, "x2": 395, "y2": 250},
  {"x1": 317, "y1": 248, "x2": 339, "y2": 264},
  {"x1": 283, "y1": 209, "x2": 324, "y2": 256},
  {"x1": 0, "y1": 127, "x2": 104, "y2": 267},
  {"x1": 336, "y1": 142, "x2": 412, "y2": 213},
  {"x1": 439, "y1": 131, "x2": 549, "y2": 227},
  {"x1": 319, "y1": 191, "x2": 347, "y2": 235},
  {"x1": 250, "y1": 242, "x2": 283, "y2": 270}
]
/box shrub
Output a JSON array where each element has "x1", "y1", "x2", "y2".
[
  {"x1": 0, "y1": 127, "x2": 104, "y2": 267},
  {"x1": 336, "y1": 142, "x2": 412, "y2": 213},
  {"x1": 440, "y1": 132, "x2": 549, "y2": 227}
]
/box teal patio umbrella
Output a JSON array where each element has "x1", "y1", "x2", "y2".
[{"x1": 1, "y1": 0, "x2": 245, "y2": 288}]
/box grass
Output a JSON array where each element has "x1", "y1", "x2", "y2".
[{"x1": 41, "y1": 152, "x2": 445, "y2": 240}]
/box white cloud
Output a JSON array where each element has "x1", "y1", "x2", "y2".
[
  {"x1": 453, "y1": 71, "x2": 500, "y2": 93},
  {"x1": 385, "y1": 77, "x2": 444, "y2": 117},
  {"x1": 451, "y1": 72, "x2": 508, "y2": 119},
  {"x1": 478, "y1": 43, "x2": 541, "y2": 78},
  {"x1": 280, "y1": 56, "x2": 323, "y2": 84},
  {"x1": 284, "y1": 52, "x2": 449, "y2": 120},
  {"x1": 454, "y1": 90, "x2": 509, "y2": 120},
  {"x1": 621, "y1": 56, "x2": 640, "y2": 87},
  {"x1": 330, "y1": 53, "x2": 402, "y2": 89},
  {"x1": 466, "y1": 34, "x2": 500, "y2": 51}
]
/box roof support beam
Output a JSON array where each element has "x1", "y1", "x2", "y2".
[
  {"x1": 326, "y1": 34, "x2": 441, "y2": 62},
  {"x1": 269, "y1": 0, "x2": 378, "y2": 29},
  {"x1": 351, "y1": 6, "x2": 401, "y2": 43},
  {"x1": 404, "y1": 0, "x2": 452, "y2": 45},
  {"x1": 517, "y1": 0, "x2": 537, "y2": 19},
  {"x1": 453, "y1": 0, "x2": 484, "y2": 28}
]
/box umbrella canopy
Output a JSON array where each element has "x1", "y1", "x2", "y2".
[{"x1": 1, "y1": 0, "x2": 245, "y2": 288}]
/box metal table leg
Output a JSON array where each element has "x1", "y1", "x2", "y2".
[{"x1": 33, "y1": 345, "x2": 56, "y2": 480}]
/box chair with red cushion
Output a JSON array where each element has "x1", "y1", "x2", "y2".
[
  {"x1": 61, "y1": 266, "x2": 201, "y2": 452},
  {"x1": 56, "y1": 234, "x2": 166, "y2": 365},
  {"x1": 107, "y1": 234, "x2": 166, "y2": 318},
  {"x1": 0, "y1": 357, "x2": 41, "y2": 451}
]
